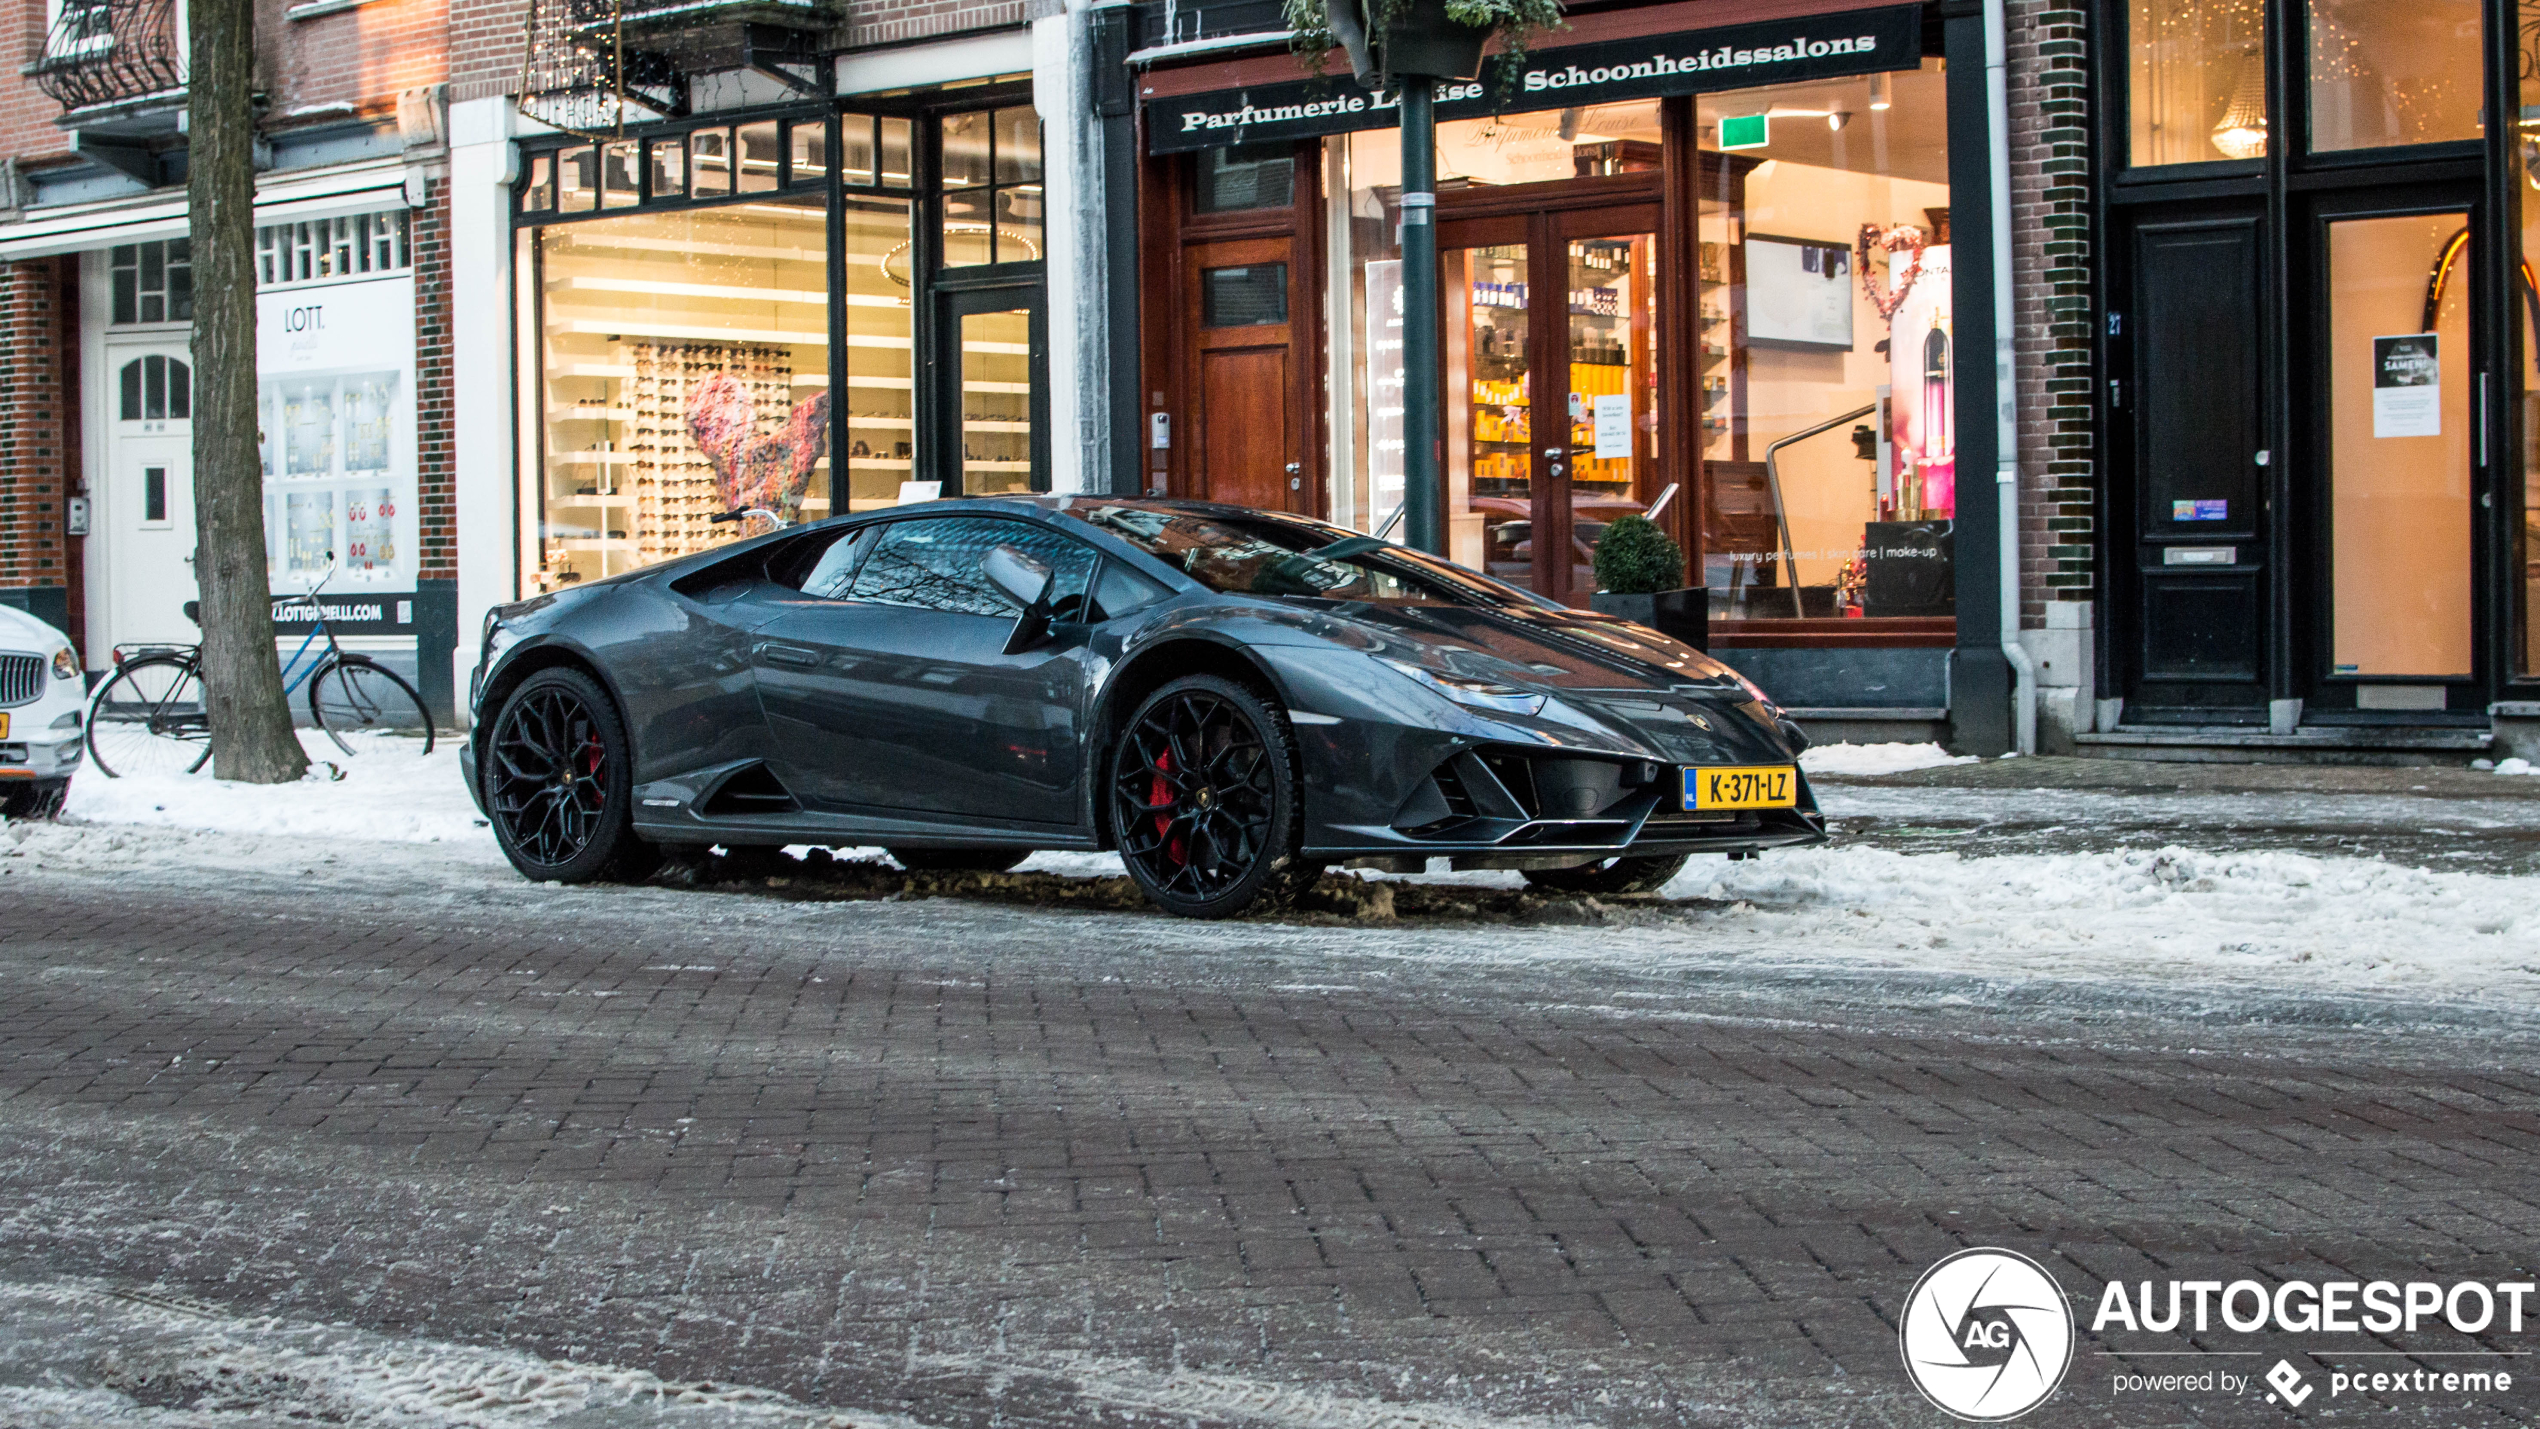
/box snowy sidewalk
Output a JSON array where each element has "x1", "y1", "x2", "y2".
[{"x1": 19, "y1": 737, "x2": 2537, "y2": 1007}]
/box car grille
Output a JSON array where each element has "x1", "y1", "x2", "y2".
[{"x1": 0, "y1": 655, "x2": 41, "y2": 707}]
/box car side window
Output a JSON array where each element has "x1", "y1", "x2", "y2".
[
  {"x1": 1090, "y1": 561, "x2": 1168, "y2": 621},
  {"x1": 779, "y1": 526, "x2": 876, "y2": 599},
  {"x1": 846, "y1": 517, "x2": 1098, "y2": 617}
]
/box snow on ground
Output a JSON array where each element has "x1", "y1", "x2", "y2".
[
  {"x1": 0, "y1": 1277, "x2": 1582, "y2": 1429},
  {"x1": 63, "y1": 728, "x2": 482, "y2": 845},
  {"x1": 21, "y1": 730, "x2": 2540, "y2": 1006},
  {"x1": 1797, "y1": 741, "x2": 1978, "y2": 777},
  {"x1": 0, "y1": 1277, "x2": 899, "y2": 1427},
  {"x1": 1657, "y1": 843, "x2": 2536, "y2": 998}
]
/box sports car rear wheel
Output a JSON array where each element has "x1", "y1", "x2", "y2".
[
  {"x1": 1521, "y1": 853, "x2": 1688, "y2": 896},
  {"x1": 1111, "y1": 675, "x2": 1317, "y2": 919},
  {"x1": 484, "y1": 667, "x2": 660, "y2": 884},
  {"x1": 889, "y1": 847, "x2": 1030, "y2": 874}
]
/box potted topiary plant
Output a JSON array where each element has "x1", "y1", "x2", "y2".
[
  {"x1": 1589, "y1": 515, "x2": 1708, "y2": 650},
  {"x1": 1283, "y1": 0, "x2": 1563, "y2": 89}
]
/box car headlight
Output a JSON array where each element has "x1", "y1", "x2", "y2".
[
  {"x1": 50, "y1": 647, "x2": 77, "y2": 681},
  {"x1": 1377, "y1": 656, "x2": 1547, "y2": 717}
]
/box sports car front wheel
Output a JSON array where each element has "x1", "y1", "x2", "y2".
[
  {"x1": 483, "y1": 667, "x2": 661, "y2": 885},
  {"x1": 1111, "y1": 675, "x2": 1319, "y2": 919}
]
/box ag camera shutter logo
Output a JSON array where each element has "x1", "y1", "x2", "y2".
[{"x1": 1900, "y1": 1248, "x2": 2075, "y2": 1420}]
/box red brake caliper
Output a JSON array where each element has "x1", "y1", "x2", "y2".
[{"x1": 1150, "y1": 750, "x2": 1187, "y2": 867}]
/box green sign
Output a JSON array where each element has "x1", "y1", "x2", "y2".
[{"x1": 1719, "y1": 112, "x2": 1770, "y2": 150}]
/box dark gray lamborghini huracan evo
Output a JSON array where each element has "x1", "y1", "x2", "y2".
[{"x1": 462, "y1": 496, "x2": 1827, "y2": 918}]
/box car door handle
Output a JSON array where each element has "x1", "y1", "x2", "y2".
[{"x1": 759, "y1": 642, "x2": 821, "y2": 668}]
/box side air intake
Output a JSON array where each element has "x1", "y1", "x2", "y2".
[{"x1": 699, "y1": 762, "x2": 799, "y2": 817}]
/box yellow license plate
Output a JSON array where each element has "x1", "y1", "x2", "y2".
[
  {"x1": 0, "y1": 712, "x2": 11, "y2": 738},
  {"x1": 1686, "y1": 764, "x2": 1796, "y2": 810}
]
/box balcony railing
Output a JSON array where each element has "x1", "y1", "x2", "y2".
[{"x1": 32, "y1": 0, "x2": 186, "y2": 116}]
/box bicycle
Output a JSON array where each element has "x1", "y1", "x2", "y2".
[{"x1": 85, "y1": 558, "x2": 437, "y2": 778}]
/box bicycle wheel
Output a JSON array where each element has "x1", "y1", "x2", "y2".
[
  {"x1": 85, "y1": 655, "x2": 213, "y2": 779},
  {"x1": 308, "y1": 656, "x2": 436, "y2": 757}
]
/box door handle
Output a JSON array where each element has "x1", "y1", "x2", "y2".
[{"x1": 759, "y1": 642, "x2": 820, "y2": 668}]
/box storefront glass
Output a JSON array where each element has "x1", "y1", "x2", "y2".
[
  {"x1": 839, "y1": 192, "x2": 917, "y2": 513},
  {"x1": 521, "y1": 193, "x2": 834, "y2": 592},
  {"x1": 2306, "y1": 0, "x2": 2481, "y2": 154},
  {"x1": 1329, "y1": 101, "x2": 1664, "y2": 590},
  {"x1": 2128, "y1": 0, "x2": 2267, "y2": 167},
  {"x1": 2520, "y1": 62, "x2": 2540, "y2": 678},
  {"x1": 2324, "y1": 214, "x2": 2472, "y2": 678},
  {"x1": 1697, "y1": 61, "x2": 1953, "y2": 621}
]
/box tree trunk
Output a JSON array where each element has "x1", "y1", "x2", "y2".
[{"x1": 188, "y1": 0, "x2": 304, "y2": 784}]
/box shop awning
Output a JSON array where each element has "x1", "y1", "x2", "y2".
[
  {"x1": 0, "y1": 156, "x2": 420, "y2": 261},
  {"x1": 1142, "y1": 3, "x2": 1920, "y2": 154}
]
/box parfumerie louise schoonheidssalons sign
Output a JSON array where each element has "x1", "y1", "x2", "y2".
[{"x1": 1143, "y1": 5, "x2": 1922, "y2": 153}]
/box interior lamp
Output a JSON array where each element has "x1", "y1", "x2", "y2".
[
  {"x1": 2210, "y1": 50, "x2": 2267, "y2": 160},
  {"x1": 1868, "y1": 72, "x2": 1891, "y2": 111}
]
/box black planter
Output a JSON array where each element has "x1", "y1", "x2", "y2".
[
  {"x1": 1589, "y1": 587, "x2": 1708, "y2": 651},
  {"x1": 1331, "y1": 0, "x2": 1490, "y2": 87}
]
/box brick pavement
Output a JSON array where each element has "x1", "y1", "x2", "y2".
[{"x1": 0, "y1": 859, "x2": 2536, "y2": 1426}]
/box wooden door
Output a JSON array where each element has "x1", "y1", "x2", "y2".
[{"x1": 1181, "y1": 236, "x2": 1309, "y2": 512}]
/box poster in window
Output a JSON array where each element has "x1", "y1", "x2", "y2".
[
  {"x1": 256, "y1": 271, "x2": 417, "y2": 606},
  {"x1": 1744, "y1": 235, "x2": 1854, "y2": 351},
  {"x1": 2371, "y1": 333, "x2": 2440, "y2": 438}
]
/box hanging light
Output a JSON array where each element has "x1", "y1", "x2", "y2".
[
  {"x1": 2210, "y1": 48, "x2": 2267, "y2": 160},
  {"x1": 1868, "y1": 72, "x2": 1891, "y2": 112}
]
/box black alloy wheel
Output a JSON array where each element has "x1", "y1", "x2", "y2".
[
  {"x1": 889, "y1": 847, "x2": 1031, "y2": 874},
  {"x1": 1521, "y1": 852, "x2": 1690, "y2": 896},
  {"x1": 1111, "y1": 674, "x2": 1317, "y2": 919},
  {"x1": 483, "y1": 667, "x2": 659, "y2": 884}
]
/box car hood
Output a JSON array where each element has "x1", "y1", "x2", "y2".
[
  {"x1": 0, "y1": 603, "x2": 70, "y2": 654},
  {"x1": 1298, "y1": 598, "x2": 1750, "y2": 698}
]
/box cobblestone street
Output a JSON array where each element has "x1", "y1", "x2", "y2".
[{"x1": 0, "y1": 818, "x2": 2535, "y2": 1427}]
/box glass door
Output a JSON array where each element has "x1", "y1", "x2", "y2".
[
  {"x1": 1440, "y1": 207, "x2": 1660, "y2": 603},
  {"x1": 936, "y1": 285, "x2": 1048, "y2": 496},
  {"x1": 2309, "y1": 197, "x2": 2479, "y2": 710}
]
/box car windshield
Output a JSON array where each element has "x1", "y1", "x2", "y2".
[{"x1": 1063, "y1": 506, "x2": 1542, "y2": 609}]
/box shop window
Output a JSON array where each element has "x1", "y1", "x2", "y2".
[
  {"x1": 1196, "y1": 144, "x2": 1296, "y2": 213},
  {"x1": 2325, "y1": 214, "x2": 2472, "y2": 676},
  {"x1": 788, "y1": 120, "x2": 830, "y2": 188},
  {"x1": 521, "y1": 196, "x2": 833, "y2": 593},
  {"x1": 649, "y1": 137, "x2": 686, "y2": 199},
  {"x1": 738, "y1": 121, "x2": 782, "y2": 192},
  {"x1": 691, "y1": 129, "x2": 732, "y2": 196},
  {"x1": 2128, "y1": 0, "x2": 2267, "y2": 166},
  {"x1": 109, "y1": 240, "x2": 191, "y2": 324},
  {"x1": 2307, "y1": 0, "x2": 2481, "y2": 153},
  {"x1": 559, "y1": 144, "x2": 598, "y2": 212},
  {"x1": 940, "y1": 105, "x2": 1043, "y2": 267},
  {"x1": 2523, "y1": 58, "x2": 2540, "y2": 677},
  {"x1": 117, "y1": 354, "x2": 188, "y2": 421},
  {"x1": 523, "y1": 153, "x2": 555, "y2": 212},
  {"x1": 839, "y1": 192, "x2": 917, "y2": 513},
  {"x1": 255, "y1": 212, "x2": 410, "y2": 287},
  {"x1": 601, "y1": 139, "x2": 640, "y2": 208},
  {"x1": 1698, "y1": 62, "x2": 1953, "y2": 623},
  {"x1": 839, "y1": 113, "x2": 916, "y2": 190}
]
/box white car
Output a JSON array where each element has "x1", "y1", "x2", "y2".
[{"x1": 0, "y1": 605, "x2": 86, "y2": 817}]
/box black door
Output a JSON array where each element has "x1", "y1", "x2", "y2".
[
  {"x1": 752, "y1": 515, "x2": 1098, "y2": 826},
  {"x1": 933, "y1": 284, "x2": 1051, "y2": 497},
  {"x1": 2111, "y1": 212, "x2": 2271, "y2": 718}
]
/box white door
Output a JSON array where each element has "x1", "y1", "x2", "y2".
[{"x1": 101, "y1": 345, "x2": 198, "y2": 650}]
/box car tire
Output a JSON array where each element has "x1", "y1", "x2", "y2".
[
  {"x1": 1521, "y1": 853, "x2": 1689, "y2": 896},
  {"x1": 0, "y1": 779, "x2": 67, "y2": 820},
  {"x1": 1111, "y1": 673, "x2": 1319, "y2": 919},
  {"x1": 888, "y1": 847, "x2": 1030, "y2": 874},
  {"x1": 481, "y1": 666, "x2": 658, "y2": 884}
]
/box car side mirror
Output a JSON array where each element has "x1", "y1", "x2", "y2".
[{"x1": 984, "y1": 544, "x2": 1057, "y2": 654}]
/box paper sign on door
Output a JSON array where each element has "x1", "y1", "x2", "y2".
[
  {"x1": 1592, "y1": 394, "x2": 1632, "y2": 459},
  {"x1": 2372, "y1": 333, "x2": 2440, "y2": 439}
]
